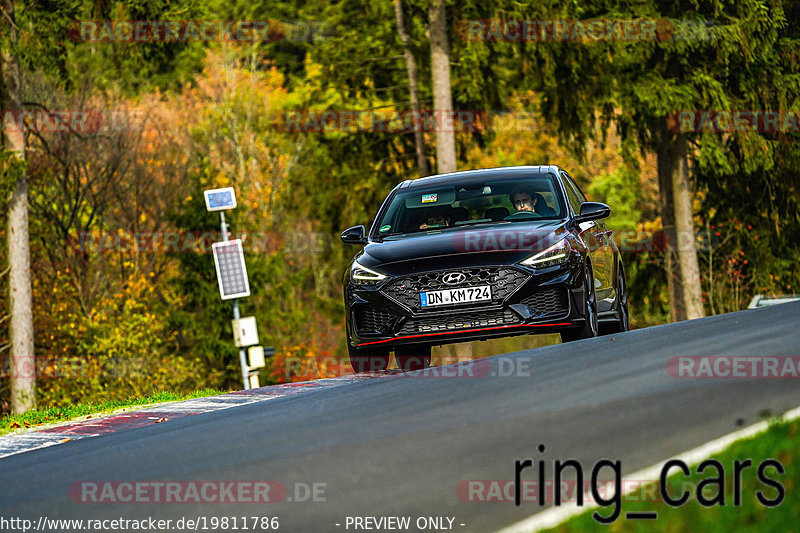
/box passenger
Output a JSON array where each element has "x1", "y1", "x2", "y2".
[{"x1": 419, "y1": 210, "x2": 451, "y2": 230}]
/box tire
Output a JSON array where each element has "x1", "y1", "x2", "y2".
[
  {"x1": 348, "y1": 344, "x2": 390, "y2": 372},
  {"x1": 560, "y1": 266, "x2": 599, "y2": 343},
  {"x1": 395, "y1": 345, "x2": 431, "y2": 371},
  {"x1": 605, "y1": 264, "x2": 630, "y2": 334}
]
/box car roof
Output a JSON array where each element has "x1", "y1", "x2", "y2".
[{"x1": 397, "y1": 165, "x2": 562, "y2": 190}]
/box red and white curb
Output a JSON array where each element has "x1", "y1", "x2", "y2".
[{"x1": 0, "y1": 373, "x2": 385, "y2": 460}]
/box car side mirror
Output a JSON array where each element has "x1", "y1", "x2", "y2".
[
  {"x1": 575, "y1": 202, "x2": 611, "y2": 223},
  {"x1": 341, "y1": 225, "x2": 368, "y2": 245}
]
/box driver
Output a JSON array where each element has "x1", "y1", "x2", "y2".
[
  {"x1": 510, "y1": 188, "x2": 556, "y2": 216},
  {"x1": 510, "y1": 187, "x2": 537, "y2": 212}
]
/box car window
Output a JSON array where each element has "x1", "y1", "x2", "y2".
[
  {"x1": 561, "y1": 172, "x2": 583, "y2": 214},
  {"x1": 563, "y1": 172, "x2": 588, "y2": 202}
]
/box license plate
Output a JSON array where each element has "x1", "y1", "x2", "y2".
[{"x1": 420, "y1": 285, "x2": 492, "y2": 307}]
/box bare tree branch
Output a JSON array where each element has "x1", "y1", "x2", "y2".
[{"x1": 0, "y1": 4, "x2": 17, "y2": 31}]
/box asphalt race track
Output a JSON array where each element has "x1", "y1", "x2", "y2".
[{"x1": 2, "y1": 302, "x2": 800, "y2": 532}]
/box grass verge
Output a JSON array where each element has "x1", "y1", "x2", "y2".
[{"x1": 0, "y1": 389, "x2": 226, "y2": 436}]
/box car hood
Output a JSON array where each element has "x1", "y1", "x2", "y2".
[{"x1": 357, "y1": 219, "x2": 571, "y2": 273}]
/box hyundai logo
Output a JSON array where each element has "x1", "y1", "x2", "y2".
[{"x1": 443, "y1": 272, "x2": 467, "y2": 286}]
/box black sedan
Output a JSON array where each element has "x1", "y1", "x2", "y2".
[{"x1": 341, "y1": 165, "x2": 629, "y2": 372}]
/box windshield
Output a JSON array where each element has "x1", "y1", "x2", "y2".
[{"x1": 374, "y1": 174, "x2": 565, "y2": 238}]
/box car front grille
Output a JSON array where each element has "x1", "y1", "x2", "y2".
[
  {"x1": 355, "y1": 308, "x2": 400, "y2": 334},
  {"x1": 398, "y1": 309, "x2": 520, "y2": 335},
  {"x1": 381, "y1": 267, "x2": 529, "y2": 311},
  {"x1": 520, "y1": 287, "x2": 569, "y2": 316}
]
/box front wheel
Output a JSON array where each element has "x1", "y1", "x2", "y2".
[
  {"x1": 348, "y1": 344, "x2": 390, "y2": 372},
  {"x1": 560, "y1": 266, "x2": 599, "y2": 343},
  {"x1": 395, "y1": 345, "x2": 431, "y2": 371},
  {"x1": 605, "y1": 264, "x2": 629, "y2": 334}
]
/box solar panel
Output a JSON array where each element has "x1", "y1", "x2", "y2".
[{"x1": 212, "y1": 239, "x2": 251, "y2": 299}]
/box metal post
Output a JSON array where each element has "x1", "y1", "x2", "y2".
[
  {"x1": 219, "y1": 211, "x2": 229, "y2": 241},
  {"x1": 221, "y1": 212, "x2": 250, "y2": 390},
  {"x1": 234, "y1": 300, "x2": 249, "y2": 390}
]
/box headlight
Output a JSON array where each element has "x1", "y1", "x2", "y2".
[
  {"x1": 351, "y1": 259, "x2": 387, "y2": 284},
  {"x1": 520, "y1": 238, "x2": 572, "y2": 267}
]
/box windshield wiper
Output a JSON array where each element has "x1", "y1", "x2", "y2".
[
  {"x1": 377, "y1": 232, "x2": 410, "y2": 241},
  {"x1": 454, "y1": 219, "x2": 510, "y2": 227}
]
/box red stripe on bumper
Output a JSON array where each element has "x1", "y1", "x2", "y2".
[{"x1": 358, "y1": 323, "x2": 573, "y2": 346}]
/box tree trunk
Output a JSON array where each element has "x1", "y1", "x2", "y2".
[
  {"x1": 428, "y1": 0, "x2": 456, "y2": 174},
  {"x1": 394, "y1": 0, "x2": 429, "y2": 177},
  {"x1": 655, "y1": 120, "x2": 704, "y2": 321},
  {"x1": 655, "y1": 130, "x2": 685, "y2": 322},
  {"x1": 2, "y1": 0, "x2": 36, "y2": 413},
  {"x1": 671, "y1": 134, "x2": 704, "y2": 319}
]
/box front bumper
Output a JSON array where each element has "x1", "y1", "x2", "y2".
[{"x1": 345, "y1": 263, "x2": 587, "y2": 349}]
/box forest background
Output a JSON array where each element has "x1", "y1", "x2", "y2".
[{"x1": 1, "y1": 0, "x2": 798, "y2": 412}]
